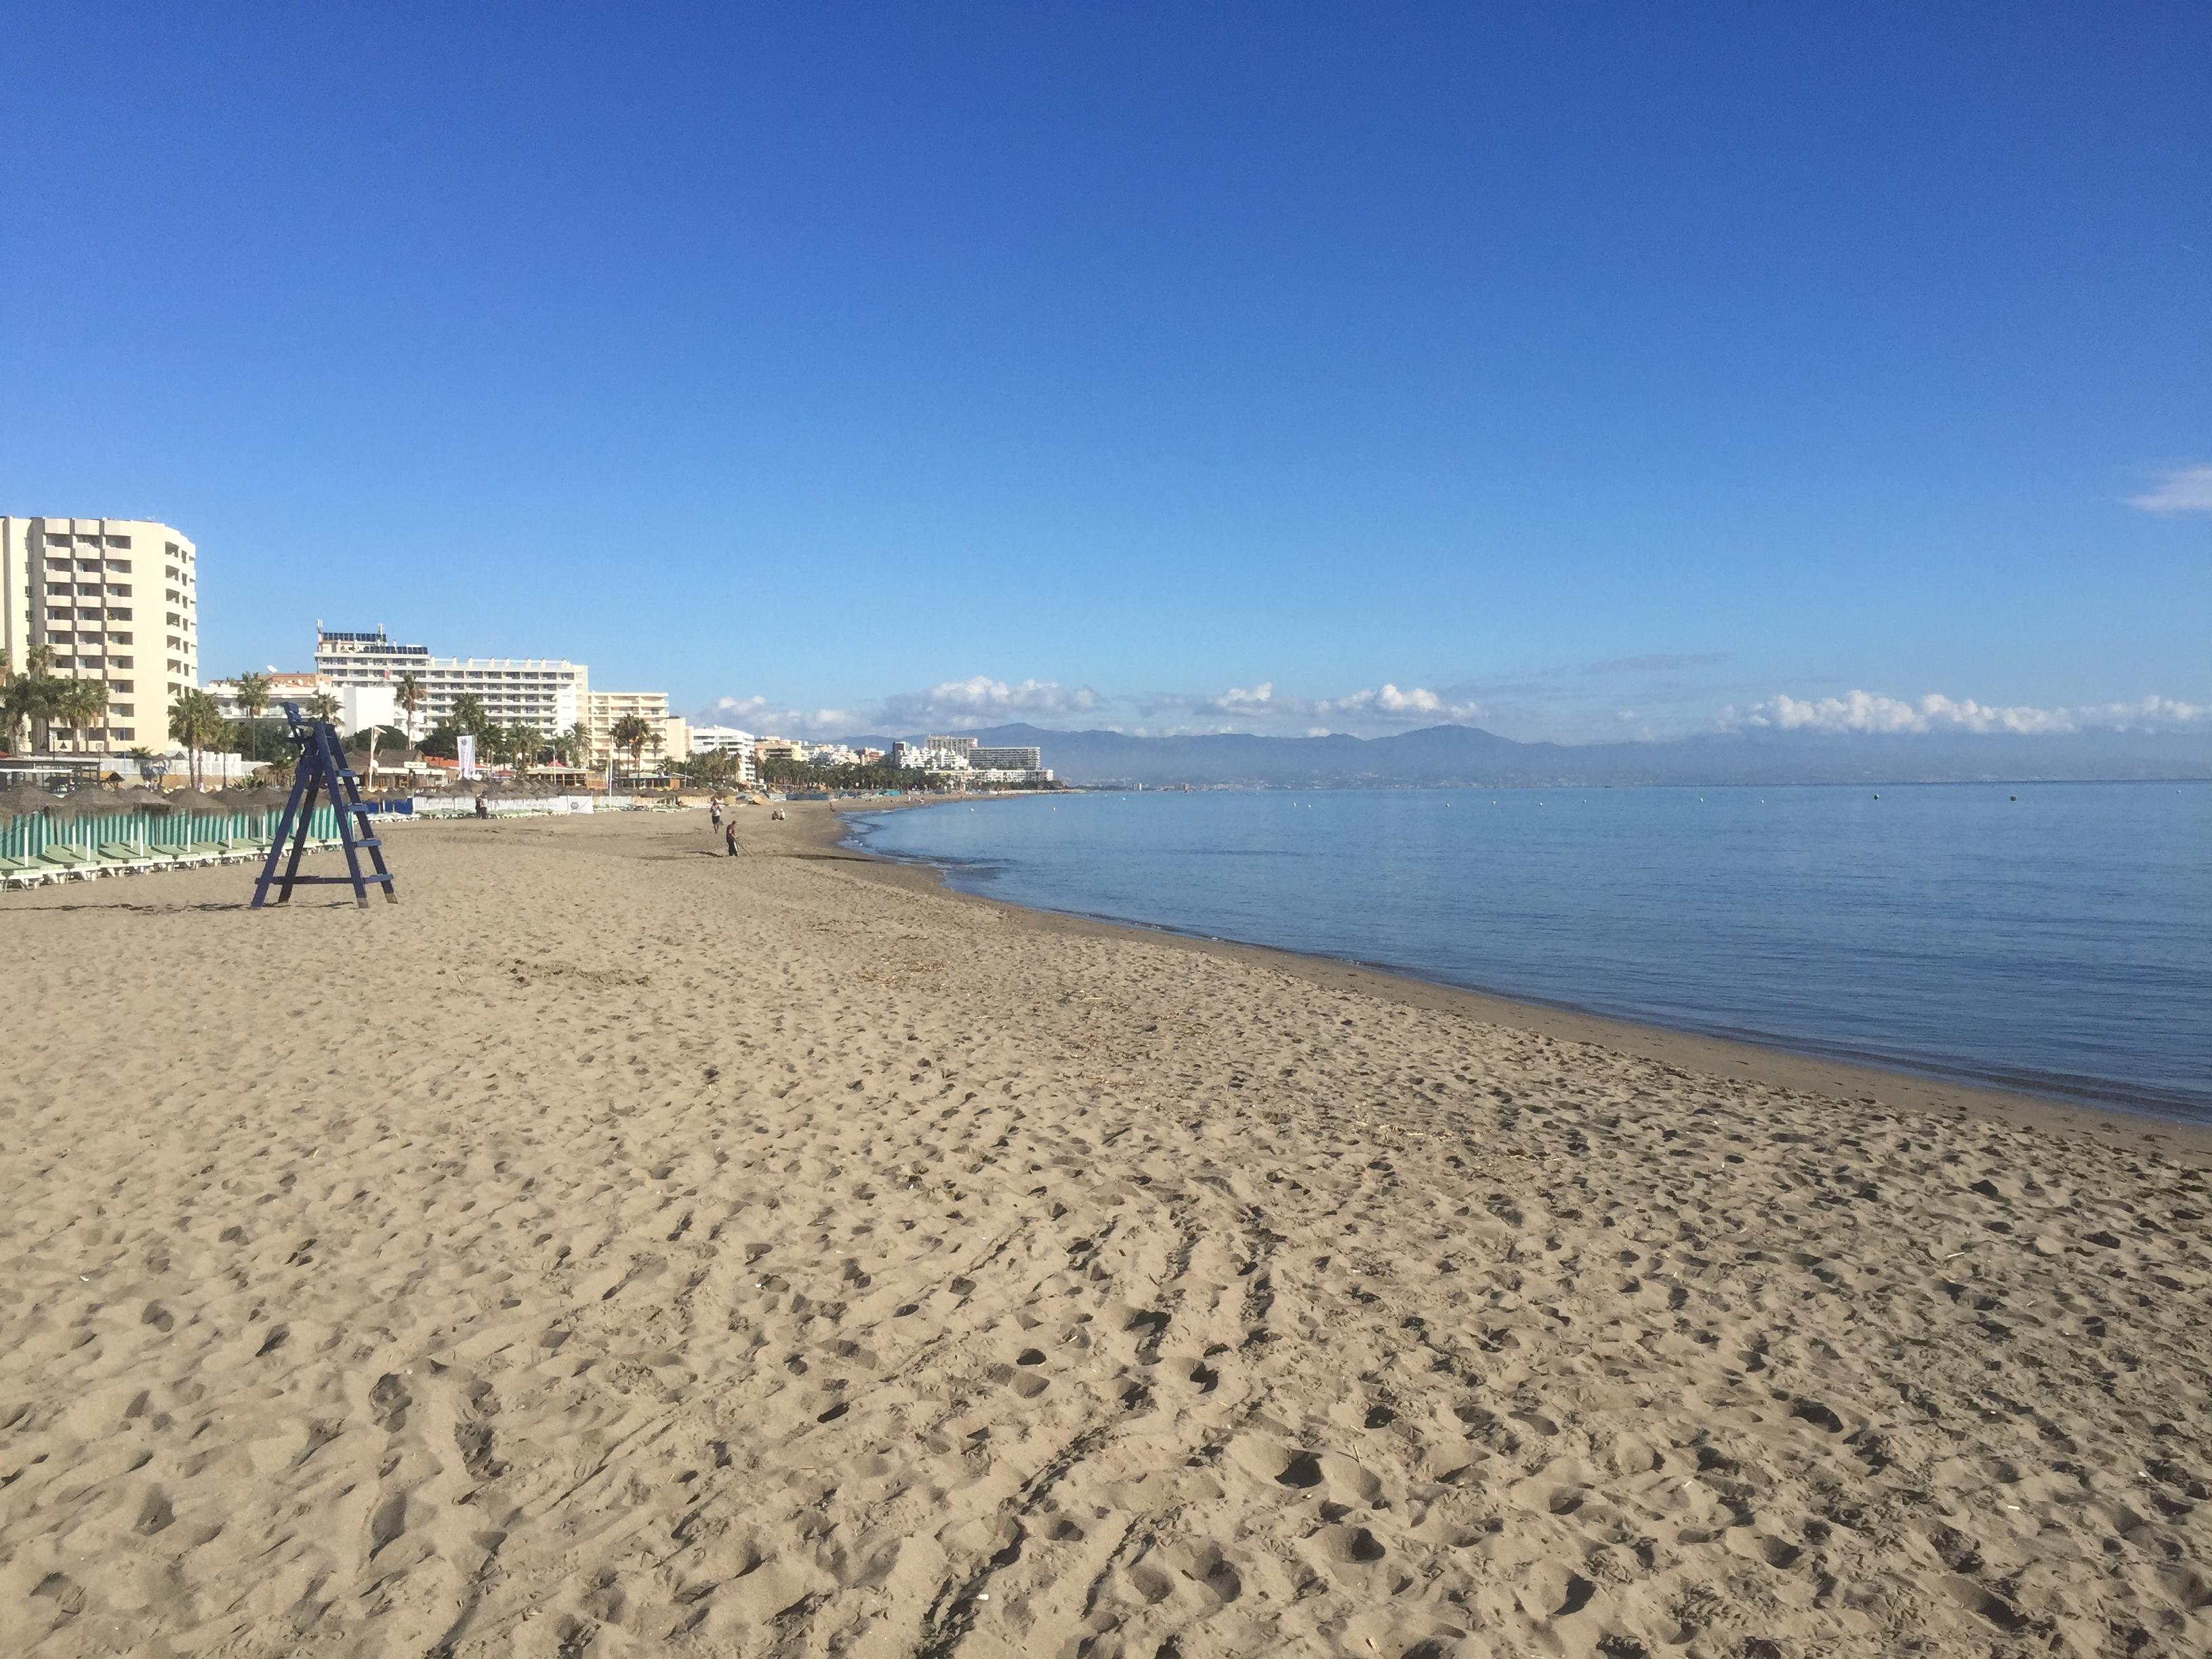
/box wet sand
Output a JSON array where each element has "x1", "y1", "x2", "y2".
[{"x1": 3, "y1": 804, "x2": 2207, "y2": 1657}]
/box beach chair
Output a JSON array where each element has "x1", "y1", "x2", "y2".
[
  {"x1": 37, "y1": 845, "x2": 103, "y2": 881},
  {"x1": 96, "y1": 842, "x2": 162, "y2": 876},
  {"x1": 0, "y1": 856, "x2": 51, "y2": 890}
]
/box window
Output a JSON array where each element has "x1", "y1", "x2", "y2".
[
  {"x1": 113, "y1": 727, "x2": 133, "y2": 741},
  {"x1": 111, "y1": 633, "x2": 131, "y2": 645},
  {"x1": 106, "y1": 535, "x2": 131, "y2": 548},
  {"x1": 112, "y1": 657, "x2": 132, "y2": 669},
  {"x1": 106, "y1": 560, "x2": 130, "y2": 573},
  {"x1": 111, "y1": 607, "x2": 132, "y2": 621},
  {"x1": 47, "y1": 559, "x2": 70, "y2": 574},
  {"x1": 113, "y1": 703, "x2": 133, "y2": 716},
  {"x1": 77, "y1": 559, "x2": 100, "y2": 573},
  {"x1": 108, "y1": 583, "x2": 130, "y2": 596},
  {"x1": 47, "y1": 533, "x2": 73, "y2": 548}
]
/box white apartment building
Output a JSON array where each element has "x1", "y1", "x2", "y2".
[
  {"x1": 204, "y1": 672, "x2": 398, "y2": 735},
  {"x1": 583, "y1": 689, "x2": 672, "y2": 765},
  {"x1": 893, "y1": 739, "x2": 971, "y2": 770},
  {"x1": 314, "y1": 626, "x2": 586, "y2": 737},
  {"x1": 688, "y1": 724, "x2": 758, "y2": 785},
  {"x1": 1, "y1": 516, "x2": 197, "y2": 753}
]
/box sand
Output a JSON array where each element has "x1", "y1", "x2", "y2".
[{"x1": 3, "y1": 804, "x2": 2208, "y2": 1658}]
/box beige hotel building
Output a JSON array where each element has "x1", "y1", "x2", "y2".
[{"x1": 1, "y1": 516, "x2": 198, "y2": 752}]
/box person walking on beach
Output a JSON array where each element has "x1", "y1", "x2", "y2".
[
  {"x1": 724, "y1": 820, "x2": 740, "y2": 858},
  {"x1": 710, "y1": 798, "x2": 722, "y2": 830},
  {"x1": 474, "y1": 792, "x2": 489, "y2": 821}
]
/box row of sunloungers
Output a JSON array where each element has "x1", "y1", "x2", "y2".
[{"x1": 0, "y1": 835, "x2": 338, "y2": 890}]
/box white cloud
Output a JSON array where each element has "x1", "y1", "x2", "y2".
[
  {"x1": 1321, "y1": 683, "x2": 1486, "y2": 723},
  {"x1": 2128, "y1": 464, "x2": 2212, "y2": 514},
  {"x1": 697, "y1": 695, "x2": 867, "y2": 737},
  {"x1": 878, "y1": 676, "x2": 1100, "y2": 730},
  {"x1": 1723, "y1": 690, "x2": 2211, "y2": 737},
  {"x1": 1180, "y1": 680, "x2": 1483, "y2": 729},
  {"x1": 1203, "y1": 682, "x2": 1282, "y2": 717}
]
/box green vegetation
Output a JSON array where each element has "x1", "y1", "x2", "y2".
[
  {"x1": 233, "y1": 671, "x2": 272, "y2": 721},
  {"x1": 1, "y1": 647, "x2": 113, "y2": 754},
  {"x1": 167, "y1": 688, "x2": 230, "y2": 790},
  {"x1": 393, "y1": 671, "x2": 425, "y2": 740},
  {"x1": 447, "y1": 693, "x2": 491, "y2": 737},
  {"x1": 608, "y1": 713, "x2": 657, "y2": 773}
]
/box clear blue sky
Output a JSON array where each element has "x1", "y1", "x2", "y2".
[{"x1": 5, "y1": 4, "x2": 2206, "y2": 741}]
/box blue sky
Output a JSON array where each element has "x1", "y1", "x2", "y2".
[{"x1": 5, "y1": 4, "x2": 2206, "y2": 742}]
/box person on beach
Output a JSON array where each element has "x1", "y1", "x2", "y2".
[
  {"x1": 724, "y1": 821, "x2": 740, "y2": 858},
  {"x1": 710, "y1": 798, "x2": 722, "y2": 830},
  {"x1": 474, "y1": 792, "x2": 489, "y2": 820}
]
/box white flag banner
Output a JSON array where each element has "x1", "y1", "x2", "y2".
[{"x1": 457, "y1": 734, "x2": 477, "y2": 779}]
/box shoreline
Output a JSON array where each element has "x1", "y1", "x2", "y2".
[{"x1": 825, "y1": 797, "x2": 2212, "y2": 1162}]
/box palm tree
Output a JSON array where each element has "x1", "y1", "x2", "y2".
[
  {"x1": 609, "y1": 713, "x2": 654, "y2": 778},
  {"x1": 169, "y1": 689, "x2": 228, "y2": 790},
  {"x1": 558, "y1": 721, "x2": 594, "y2": 769},
  {"x1": 4, "y1": 644, "x2": 62, "y2": 754},
  {"x1": 306, "y1": 690, "x2": 341, "y2": 726},
  {"x1": 448, "y1": 692, "x2": 490, "y2": 738},
  {"x1": 234, "y1": 671, "x2": 272, "y2": 722},
  {"x1": 393, "y1": 672, "x2": 425, "y2": 743},
  {"x1": 0, "y1": 648, "x2": 35, "y2": 756},
  {"x1": 504, "y1": 722, "x2": 544, "y2": 772},
  {"x1": 57, "y1": 678, "x2": 109, "y2": 752}
]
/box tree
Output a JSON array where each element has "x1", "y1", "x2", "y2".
[
  {"x1": 168, "y1": 689, "x2": 229, "y2": 790},
  {"x1": 230, "y1": 718, "x2": 294, "y2": 764},
  {"x1": 234, "y1": 671, "x2": 272, "y2": 721},
  {"x1": 448, "y1": 693, "x2": 491, "y2": 737},
  {"x1": 306, "y1": 690, "x2": 341, "y2": 725},
  {"x1": 2, "y1": 644, "x2": 62, "y2": 754},
  {"x1": 680, "y1": 748, "x2": 740, "y2": 788},
  {"x1": 556, "y1": 721, "x2": 594, "y2": 769},
  {"x1": 0, "y1": 648, "x2": 43, "y2": 755},
  {"x1": 56, "y1": 678, "x2": 108, "y2": 751},
  {"x1": 608, "y1": 712, "x2": 655, "y2": 776},
  {"x1": 394, "y1": 672, "x2": 425, "y2": 741},
  {"x1": 489, "y1": 722, "x2": 541, "y2": 772}
]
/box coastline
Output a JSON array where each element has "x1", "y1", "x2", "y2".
[{"x1": 828, "y1": 798, "x2": 2212, "y2": 1160}]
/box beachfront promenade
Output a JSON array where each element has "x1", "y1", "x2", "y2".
[{"x1": 4, "y1": 807, "x2": 2207, "y2": 1657}]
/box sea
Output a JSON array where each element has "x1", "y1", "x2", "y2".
[{"x1": 846, "y1": 783, "x2": 2212, "y2": 1122}]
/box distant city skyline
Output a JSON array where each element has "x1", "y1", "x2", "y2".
[{"x1": 5, "y1": 7, "x2": 2206, "y2": 748}]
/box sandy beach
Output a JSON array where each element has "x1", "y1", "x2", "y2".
[{"x1": 4, "y1": 803, "x2": 2209, "y2": 1658}]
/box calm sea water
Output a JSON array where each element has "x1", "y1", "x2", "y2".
[{"x1": 847, "y1": 784, "x2": 2212, "y2": 1120}]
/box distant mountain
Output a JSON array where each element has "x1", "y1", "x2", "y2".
[{"x1": 840, "y1": 721, "x2": 2212, "y2": 788}]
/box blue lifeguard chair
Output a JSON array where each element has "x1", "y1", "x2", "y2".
[{"x1": 251, "y1": 700, "x2": 398, "y2": 908}]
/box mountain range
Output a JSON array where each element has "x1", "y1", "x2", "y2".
[{"x1": 839, "y1": 722, "x2": 2212, "y2": 789}]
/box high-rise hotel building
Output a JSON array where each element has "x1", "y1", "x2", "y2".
[
  {"x1": 313, "y1": 626, "x2": 587, "y2": 737},
  {"x1": 1, "y1": 516, "x2": 198, "y2": 752}
]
